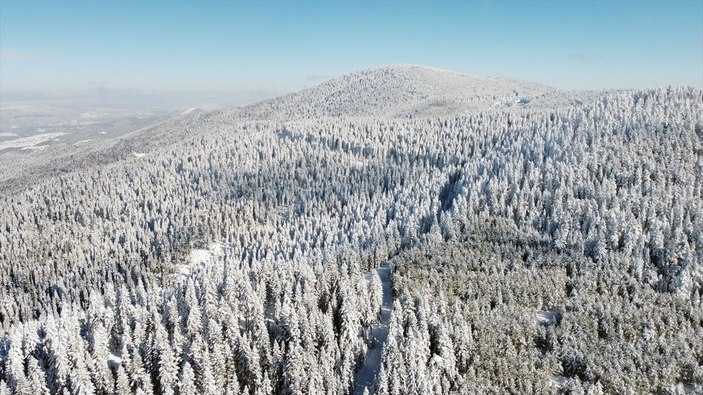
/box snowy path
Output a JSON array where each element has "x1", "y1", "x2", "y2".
[{"x1": 353, "y1": 263, "x2": 393, "y2": 395}]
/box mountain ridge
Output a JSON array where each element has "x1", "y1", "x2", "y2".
[
  {"x1": 223, "y1": 64, "x2": 557, "y2": 119},
  {"x1": 0, "y1": 65, "x2": 587, "y2": 193}
]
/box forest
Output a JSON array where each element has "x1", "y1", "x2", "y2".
[{"x1": 0, "y1": 66, "x2": 702, "y2": 394}]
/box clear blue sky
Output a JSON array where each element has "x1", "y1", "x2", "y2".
[{"x1": 1, "y1": 0, "x2": 701, "y2": 93}]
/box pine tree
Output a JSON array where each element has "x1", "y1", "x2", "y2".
[
  {"x1": 27, "y1": 356, "x2": 51, "y2": 395},
  {"x1": 178, "y1": 361, "x2": 197, "y2": 395}
]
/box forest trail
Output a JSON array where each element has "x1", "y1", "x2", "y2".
[{"x1": 353, "y1": 263, "x2": 394, "y2": 395}]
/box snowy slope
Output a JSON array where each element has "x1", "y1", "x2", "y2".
[
  {"x1": 225, "y1": 65, "x2": 556, "y2": 119},
  {"x1": 0, "y1": 65, "x2": 559, "y2": 193}
]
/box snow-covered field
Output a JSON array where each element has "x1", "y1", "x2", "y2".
[
  {"x1": 0, "y1": 132, "x2": 65, "y2": 151},
  {"x1": 181, "y1": 242, "x2": 231, "y2": 277}
]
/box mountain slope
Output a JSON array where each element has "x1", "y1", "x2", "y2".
[
  {"x1": 225, "y1": 65, "x2": 556, "y2": 119},
  {"x1": 0, "y1": 61, "x2": 701, "y2": 394},
  {"x1": 0, "y1": 66, "x2": 559, "y2": 194}
]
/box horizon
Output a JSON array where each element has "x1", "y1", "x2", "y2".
[{"x1": 1, "y1": 0, "x2": 702, "y2": 101}]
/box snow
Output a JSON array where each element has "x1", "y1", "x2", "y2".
[
  {"x1": 349, "y1": 158, "x2": 366, "y2": 168},
  {"x1": 132, "y1": 152, "x2": 148, "y2": 158},
  {"x1": 0, "y1": 132, "x2": 18, "y2": 138},
  {"x1": 0, "y1": 132, "x2": 66, "y2": 151},
  {"x1": 536, "y1": 310, "x2": 559, "y2": 325},
  {"x1": 181, "y1": 107, "x2": 198, "y2": 115},
  {"x1": 353, "y1": 263, "x2": 393, "y2": 395},
  {"x1": 178, "y1": 242, "x2": 231, "y2": 277},
  {"x1": 107, "y1": 353, "x2": 122, "y2": 365},
  {"x1": 189, "y1": 248, "x2": 212, "y2": 265},
  {"x1": 227, "y1": 64, "x2": 555, "y2": 120},
  {"x1": 551, "y1": 375, "x2": 567, "y2": 388},
  {"x1": 671, "y1": 382, "x2": 699, "y2": 394},
  {"x1": 21, "y1": 145, "x2": 47, "y2": 151}
]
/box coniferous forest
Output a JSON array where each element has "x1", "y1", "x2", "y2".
[{"x1": 1, "y1": 66, "x2": 702, "y2": 394}]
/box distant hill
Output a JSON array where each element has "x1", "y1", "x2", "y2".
[
  {"x1": 225, "y1": 65, "x2": 556, "y2": 119},
  {"x1": 0, "y1": 65, "x2": 576, "y2": 193}
]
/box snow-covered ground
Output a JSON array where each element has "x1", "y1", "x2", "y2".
[
  {"x1": 179, "y1": 242, "x2": 231, "y2": 277},
  {"x1": 353, "y1": 263, "x2": 393, "y2": 395},
  {"x1": 536, "y1": 310, "x2": 559, "y2": 326},
  {"x1": 0, "y1": 132, "x2": 66, "y2": 151},
  {"x1": 552, "y1": 375, "x2": 568, "y2": 389}
]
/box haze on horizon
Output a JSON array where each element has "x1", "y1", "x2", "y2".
[{"x1": 1, "y1": 0, "x2": 702, "y2": 101}]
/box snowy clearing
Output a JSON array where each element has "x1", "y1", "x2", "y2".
[{"x1": 179, "y1": 242, "x2": 231, "y2": 277}]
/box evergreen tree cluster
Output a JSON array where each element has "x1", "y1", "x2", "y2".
[
  {"x1": 0, "y1": 82, "x2": 701, "y2": 393},
  {"x1": 379, "y1": 218, "x2": 702, "y2": 394}
]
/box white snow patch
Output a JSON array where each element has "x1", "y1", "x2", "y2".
[
  {"x1": 178, "y1": 242, "x2": 231, "y2": 278},
  {"x1": 189, "y1": 248, "x2": 212, "y2": 265},
  {"x1": 21, "y1": 145, "x2": 47, "y2": 151},
  {"x1": 97, "y1": 131, "x2": 108, "y2": 135},
  {"x1": 536, "y1": 310, "x2": 559, "y2": 325},
  {"x1": 80, "y1": 112, "x2": 108, "y2": 119},
  {"x1": 0, "y1": 132, "x2": 66, "y2": 151},
  {"x1": 108, "y1": 353, "x2": 122, "y2": 365},
  {"x1": 349, "y1": 158, "x2": 366, "y2": 168},
  {"x1": 181, "y1": 107, "x2": 198, "y2": 115},
  {"x1": 0, "y1": 132, "x2": 18, "y2": 138},
  {"x1": 132, "y1": 152, "x2": 148, "y2": 158},
  {"x1": 551, "y1": 375, "x2": 567, "y2": 388}
]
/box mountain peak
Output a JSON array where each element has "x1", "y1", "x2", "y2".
[{"x1": 230, "y1": 65, "x2": 555, "y2": 119}]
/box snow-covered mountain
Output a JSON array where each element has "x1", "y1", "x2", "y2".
[
  {"x1": 1, "y1": 64, "x2": 702, "y2": 394},
  {"x1": 0, "y1": 65, "x2": 558, "y2": 192},
  {"x1": 225, "y1": 65, "x2": 556, "y2": 119}
]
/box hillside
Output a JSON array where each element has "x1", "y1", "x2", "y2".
[
  {"x1": 0, "y1": 65, "x2": 558, "y2": 194},
  {"x1": 225, "y1": 65, "x2": 556, "y2": 119},
  {"x1": 0, "y1": 66, "x2": 702, "y2": 394}
]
